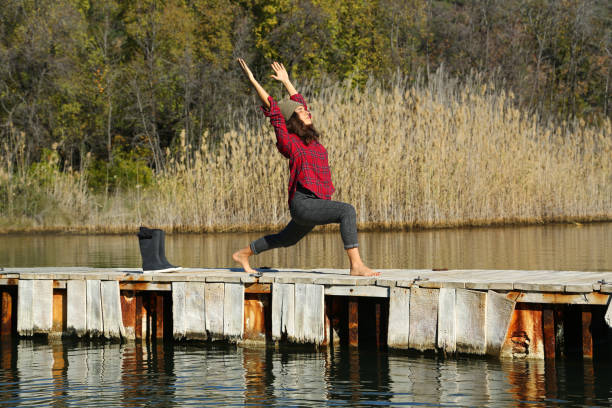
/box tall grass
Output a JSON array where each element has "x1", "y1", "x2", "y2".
[{"x1": 1, "y1": 70, "x2": 611, "y2": 233}]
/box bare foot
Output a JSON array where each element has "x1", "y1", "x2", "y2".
[
  {"x1": 232, "y1": 247, "x2": 256, "y2": 274},
  {"x1": 350, "y1": 263, "x2": 380, "y2": 277}
]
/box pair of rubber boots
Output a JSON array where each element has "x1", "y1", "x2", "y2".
[{"x1": 137, "y1": 227, "x2": 181, "y2": 273}]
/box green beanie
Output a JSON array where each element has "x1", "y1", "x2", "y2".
[{"x1": 278, "y1": 98, "x2": 302, "y2": 121}]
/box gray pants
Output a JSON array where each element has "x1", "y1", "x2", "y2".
[{"x1": 250, "y1": 188, "x2": 359, "y2": 254}]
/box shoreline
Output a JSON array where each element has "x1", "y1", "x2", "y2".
[{"x1": 1, "y1": 215, "x2": 610, "y2": 235}]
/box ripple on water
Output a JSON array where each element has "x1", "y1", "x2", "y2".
[{"x1": 1, "y1": 340, "x2": 612, "y2": 407}]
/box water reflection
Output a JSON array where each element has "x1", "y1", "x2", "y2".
[
  {"x1": 1, "y1": 339, "x2": 611, "y2": 406},
  {"x1": 1, "y1": 222, "x2": 611, "y2": 271}
]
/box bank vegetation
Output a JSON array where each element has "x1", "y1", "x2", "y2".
[{"x1": 1, "y1": 71, "x2": 610, "y2": 233}]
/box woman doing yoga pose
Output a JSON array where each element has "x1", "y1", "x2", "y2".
[{"x1": 233, "y1": 59, "x2": 378, "y2": 277}]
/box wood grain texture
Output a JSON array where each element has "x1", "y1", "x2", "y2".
[
  {"x1": 17, "y1": 279, "x2": 33, "y2": 336},
  {"x1": 223, "y1": 283, "x2": 244, "y2": 340},
  {"x1": 101, "y1": 280, "x2": 126, "y2": 339},
  {"x1": 455, "y1": 289, "x2": 487, "y2": 355},
  {"x1": 485, "y1": 290, "x2": 516, "y2": 356},
  {"x1": 408, "y1": 287, "x2": 439, "y2": 351},
  {"x1": 272, "y1": 283, "x2": 294, "y2": 341},
  {"x1": 205, "y1": 283, "x2": 224, "y2": 339},
  {"x1": 86, "y1": 280, "x2": 103, "y2": 337},
  {"x1": 387, "y1": 287, "x2": 410, "y2": 349},
  {"x1": 437, "y1": 288, "x2": 456, "y2": 354},
  {"x1": 66, "y1": 280, "x2": 87, "y2": 337},
  {"x1": 184, "y1": 282, "x2": 207, "y2": 340}
]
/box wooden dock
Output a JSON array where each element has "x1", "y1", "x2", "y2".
[{"x1": 1, "y1": 267, "x2": 611, "y2": 359}]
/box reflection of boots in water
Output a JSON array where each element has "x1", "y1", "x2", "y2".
[
  {"x1": 154, "y1": 229, "x2": 181, "y2": 271},
  {"x1": 138, "y1": 227, "x2": 181, "y2": 273}
]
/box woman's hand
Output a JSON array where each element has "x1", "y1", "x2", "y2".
[
  {"x1": 271, "y1": 61, "x2": 298, "y2": 96},
  {"x1": 270, "y1": 61, "x2": 290, "y2": 83},
  {"x1": 237, "y1": 58, "x2": 270, "y2": 108},
  {"x1": 237, "y1": 58, "x2": 255, "y2": 82}
]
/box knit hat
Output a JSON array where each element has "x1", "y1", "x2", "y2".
[{"x1": 278, "y1": 98, "x2": 302, "y2": 121}]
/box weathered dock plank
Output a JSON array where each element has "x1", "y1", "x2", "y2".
[
  {"x1": 205, "y1": 282, "x2": 224, "y2": 339},
  {"x1": 486, "y1": 290, "x2": 516, "y2": 356},
  {"x1": 437, "y1": 288, "x2": 456, "y2": 354},
  {"x1": 16, "y1": 279, "x2": 33, "y2": 336},
  {"x1": 387, "y1": 287, "x2": 410, "y2": 349},
  {"x1": 86, "y1": 280, "x2": 103, "y2": 337},
  {"x1": 101, "y1": 280, "x2": 126, "y2": 339},
  {"x1": 304, "y1": 284, "x2": 325, "y2": 345},
  {"x1": 223, "y1": 283, "x2": 244, "y2": 340},
  {"x1": 408, "y1": 287, "x2": 439, "y2": 351},
  {"x1": 455, "y1": 289, "x2": 487, "y2": 355},
  {"x1": 324, "y1": 285, "x2": 388, "y2": 298},
  {"x1": 271, "y1": 283, "x2": 295, "y2": 341},
  {"x1": 66, "y1": 280, "x2": 86, "y2": 337},
  {"x1": 172, "y1": 282, "x2": 187, "y2": 340},
  {"x1": 17, "y1": 279, "x2": 53, "y2": 336},
  {"x1": 184, "y1": 282, "x2": 207, "y2": 340}
]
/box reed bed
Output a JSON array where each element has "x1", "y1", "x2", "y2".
[{"x1": 1, "y1": 70, "x2": 610, "y2": 233}]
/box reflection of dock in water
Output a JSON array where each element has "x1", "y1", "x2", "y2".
[
  {"x1": 0, "y1": 339, "x2": 606, "y2": 406},
  {"x1": 1, "y1": 268, "x2": 611, "y2": 360}
]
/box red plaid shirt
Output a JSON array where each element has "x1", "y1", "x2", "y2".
[{"x1": 263, "y1": 93, "x2": 335, "y2": 205}]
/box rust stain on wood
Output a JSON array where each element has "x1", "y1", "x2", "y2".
[
  {"x1": 542, "y1": 308, "x2": 556, "y2": 359},
  {"x1": 502, "y1": 303, "x2": 544, "y2": 358},
  {"x1": 245, "y1": 283, "x2": 271, "y2": 294},
  {"x1": 121, "y1": 291, "x2": 137, "y2": 337},
  {"x1": 244, "y1": 296, "x2": 267, "y2": 341},
  {"x1": 348, "y1": 299, "x2": 358, "y2": 347},
  {"x1": 1, "y1": 289, "x2": 14, "y2": 336},
  {"x1": 155, "y1": 293, "x2": 164, "y2": 339},
  {"x1": 119, "y1": 282, "x2": 171, "y2": 292},
  {"x1": 52, "y1": 289, "x2": 67, "y2": 333},
  {"x1": 581, "y1": 306, "x2": 593, "y2": 359},
  {"x1": 135, "y1": 293, "x2": 144, "y2": 340},
  {"x1": 506, "y1": 291, "x2": 609, "y2": 305}
]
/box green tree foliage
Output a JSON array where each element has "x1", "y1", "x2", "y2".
[{"x1": 0, "y1": 0, "x2": 609, "y2": 176}]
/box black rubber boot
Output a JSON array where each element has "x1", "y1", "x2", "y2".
[
  {"x1": 154, "y1": 229, "x2": 181, "y2": 271},
  {"x1": 138, "y1": 226, "x2": 178, "y2": 273}
]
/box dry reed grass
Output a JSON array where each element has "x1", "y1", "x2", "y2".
[{"x1": 1, "y1": 70, "x2": 610, "y2": 233}]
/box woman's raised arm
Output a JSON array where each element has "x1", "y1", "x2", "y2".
[
  {"x1": 270, "y1": 62, "x2": 297, "y2": 96},
  {"x1": 238, "y1": 58, "x2": 270, "y2": 108}
]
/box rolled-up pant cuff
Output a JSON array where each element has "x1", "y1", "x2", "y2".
[
  {"x1": 249, "y1": 241, "x2": 260, "y2": 255},
  {"x1": 344, "y1": 243, "x2": 359, "y2": 250}
]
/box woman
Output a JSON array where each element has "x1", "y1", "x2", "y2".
[{"x1": 233, "y1": 59, "x2": 378, "y2": 277}]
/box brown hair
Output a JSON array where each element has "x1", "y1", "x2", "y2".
[{"x1": 286, "y1": 113, "x2": 320, "y2": 145}]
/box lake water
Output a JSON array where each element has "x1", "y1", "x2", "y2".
[
  {"x1": 1, "y1": 339, "x2": 611, "y2": 407},
  {"x1": 1, "y1": 223, "x2": 611, "y2": 406},
  {"x1": 1, "y1": 222, "x2": 611, "y2": 271}
]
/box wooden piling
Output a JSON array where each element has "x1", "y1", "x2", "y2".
[
  {"x1": 1, "y1": 287, "x2": 15, "y2": 337},
  {"x1": 501, "y1": 303, "x2": 544, "y2": 359},
  {"x1": 52, "y1": 289, "x2": 66, "y2": 335},
  {"x1": 348, "y1": 299, "x2": 358, "y2": 347},
  {"x1": 543, "y1": 308, "x2": 556, "y2": 359},
  {"x1": 120, "y1": 290, "x2": 137, "y2": 340},
  {"x1": 244, "y1": 293, "x2": 269, "y2": 342},
  {"x1": 581, "y1": 306, "x2": 593, "y2": 359}
]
